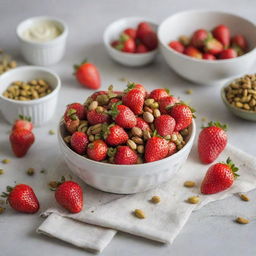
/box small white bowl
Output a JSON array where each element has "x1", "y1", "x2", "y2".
[
  {"x1": 0, "y1": 66, "x2": 61, "y2": 126},
  {"x1": 16, "y1": 16, "x2": 68, "y2": 66},
  {"x1": 58, "y1": 120, "x2": 196, "y2": 194},
  {"x1": 103, "y1": 17, "x2": 158, "y2": 67},
  {"x1": 158, "y1": 11, "x2": 256, "y2": 85}
]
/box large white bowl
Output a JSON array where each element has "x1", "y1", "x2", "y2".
[
  {"x1": 103, "y1": 17, "x2": 158, "y2": 67},
  {"x1": 158, "y1": 11, "x2": 256, "y2": 85},
  {"x1": 58, "y1": 120, "x2": 196, "y2": 194},
  {"x1": 0, "y1": 66, "x2": 61, "y2": 126}
]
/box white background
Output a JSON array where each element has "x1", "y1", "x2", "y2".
[{"x1": 0, "y1": 0, "x2": 256, "y2": 255}]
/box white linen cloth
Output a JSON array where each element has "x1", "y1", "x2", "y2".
[{"x1": 37, "y1": 144, "x2": 256, "y2": 253}]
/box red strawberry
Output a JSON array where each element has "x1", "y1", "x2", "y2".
[
  {"x1": 149, "y1": 88, "x2": 170, "y2": 101},
  {"x1": 65, "y1": 118, "x2": 80, "y2": 134},
  {"x1": 231, "y1": 35, "x2": 248, "y2": 51},
  {"x1": 184, "y1": 46, "x2": 202, "y2": 59},
  {"x1": 74, "y1": 60, "x2": 101, "y2": 90},
  {"x1": 191, "y1": 29, "x2": 208, "y2": 48},
  {"x1": 198, "y1": 121, "x2": 228, "y2": 164},
  {"x1": 136, "y1": 43, "x2": 149, "y2": 53},
  {"x1": 114, "y1": 146, "x2": 138, "y2": 165},
  {"x1": 203, "y1": 53, "x2": 216, "y2": 60},
  {"x1": 136, "y1": 117, "x2": 150, "y2": 131},
  {"x1": 212, "y1": 25, "x2": 230, "y2": 48},
  {"x1": 87, "y1": 140, "x2": 108, "y2": 161},
  {"x1": 12, "y1": 115, "x2": 33, "y2": 132},
  {"x1": 204, "y1": 38, "x2": 223, "y2": 55},
  {"x1": 109, "y1": 102, "x2": 137, "y2": 129},
  {"x1": 9, "y1": 129, "x2": 35, "y2": 157},
  {"x1": 167, "y1": 142, "x2": 177, "y2": 156},
  {"x1": 168, "y1": 41, "x2": 185, "y2": 53},
  {"x1": 169, "y1": 103, "x2": 194, "y2": 131},
  {"x1": 122, "y1": 89, "x2": 144, "y2": 115},
  {"x1": 201, "y1": 158, "x2": 239, "y2": 194},
  {"x1": 140, "y1": 30, "x2": 158, "y2": 50},
  {"x1": 104, "y1": 124, "x2": 128, "y2": 146},
  {"x1": 64, "y1": 103, "x2": 86, "y2": 121},
  {"x1": 154, "y1": 115, "x2": 176, "y2": 136},
  {"x1": 119, "y1": 34, "x2": 136, "y2": 53},
  {"x1": 145, "y1": 136, "x2": 169, "y2": 163},
  {"x1": 111, "y1": 40, "x2": 119, "y2": 48},
  {"x1": 70, "y1": 132, "x2": 89, "y2": 155},
  {"x1": 87, "y1": 108, "x2": 110, "y2": 125},
  {"x1": 125, "y1": 82, "x2": 147, "y2": 98},
  {"x1": 219, "y1": 48, "x2": 237, "y2": 59},
  {"x1": 91, "y1": 91, "x2": 108, "y2": 100},
  {"x1": 158, "y1": 96, "x2": 179, "y2": 114},
  {"x1": 55, "y1": 180, "x2": 83, "y2": 213},
  {"x1": 123, "y1": 28, "x2": 137, "y2": 39},
  {"x1": 2, "y1": 184, "x2": 39, "y2": 213},
  {"x1": 136, "y1": 22, "x2": 152, "y2": 39}
]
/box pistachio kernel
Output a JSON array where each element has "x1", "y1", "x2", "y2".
[
  {"x1": 184, "y1": 181, "x2": 196, "y2": 188},
  {"x1": 235, "y1": 217, "x2": 250, "y2": 224},
  {"x1": 240, "y1": 194, "x2": 250, "y2": 202},
  {"x1": 187, "y1": 196, "x2": 200, "y2": 204},
  {"x1": 134, "y1": 209, "x2": 146, "y2": 219},
  {"x1": 26, "y1": 168, "x2": 35, "y2": 176},
  {"x1": 2, "y1": 159, "x2": 10, "y2": 164},
  {"x1": 151, "y1": 195, "x2": 161, "y2": 204}
]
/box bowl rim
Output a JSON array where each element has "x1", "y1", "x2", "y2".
[
  {"x1": 0, "y1": 66, "x2": 61, "y2": 105},
  {"x1": 58, "y1": 118, "x2": 196, "y2": 168},
  {"x1": 16, "y1": 16, "x2": 68, "y2": 45},
  {"x1": 221, "y1": 76, "x2": 256, "y2": 114},
  {"x1": 103, "y1": 16, "x2": 158, "y2": 57},
  {"x1": 158, "y1": 10, "x2": 256, "y2": 63}
]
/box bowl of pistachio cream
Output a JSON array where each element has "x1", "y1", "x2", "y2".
[{"x1": 17, "y1": 16, "x2": 68, "y2": 66}]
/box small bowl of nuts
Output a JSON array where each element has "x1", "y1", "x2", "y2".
[
  {"x1": 221, "y1": 74, "x2": 256, "y2": 121},
  {"x1": 0, "y1": 66, "x2": 61, "y2": 126}
]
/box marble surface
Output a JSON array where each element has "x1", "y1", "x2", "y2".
[{"x1": 0, "y1": 0, "x2": 256, "y2": 255}]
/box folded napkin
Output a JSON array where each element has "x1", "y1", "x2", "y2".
[{"x1": 37, "y1": 144, "x2": 256, "y2": 253}]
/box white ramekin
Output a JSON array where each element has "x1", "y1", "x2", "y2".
[
  {"x1": 58, "y1": 120, "x2": 196, "y2": 194},
  {"x1": 16, "y1": 16, "x2": 68, "y2": 66},
  {"x1": 0, "y1": 66, "x2": 61, "y2": 126}
]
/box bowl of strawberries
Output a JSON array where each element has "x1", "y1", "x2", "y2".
[
  {"x1": 58, "y1": 83, "x2": 196, "y2": 194},
  {"x1": 158, "y1": 10, "x2": 256, "y2": 84},
  {"x1": 103, "y1": 17, "x2": 158, "y2": 67}
]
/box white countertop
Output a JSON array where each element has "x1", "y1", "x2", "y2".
[{"x1": 0, "y1": 0, "x2": 256, "y2": 255}]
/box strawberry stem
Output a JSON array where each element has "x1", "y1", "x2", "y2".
[
  {"x1": 223, "y1": 157, "x2": 239, "y2": 178},
  {"x1": 205, "y1": 121, "x2": 228, "y2": 131}
]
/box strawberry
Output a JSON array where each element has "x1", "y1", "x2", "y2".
[
  {"x1": 12, "y1": 115, "x2": 33, "y2": 132},
  {"x1": 219, "y1": 48, "x2": 237, "y2": 59},
  {"x1": 1, "y1": 184, "x2": 39, "y2": 213},
  {"x1": 70, "y1": 132, "x2": 89, "y2": 155},
  {"x1": 169, "y1": 103, "x2": 194, "y2": 131},
  {"x1": 114, "y1": 146, "x2": 138, "y2": 165},
  {"x1": 65, "y1": 118, "x2": 80, "y2": 134},
  {"x1": 136, "y1": 22, "x2": 152, "y2": 39},
  {"x1": 87, "y1": 108, "x2": 110, "y2": 125},
  {"x1": 103, "y1": 124, "x2": 128, "y2": 146},
  {"x1": 212, "y1": 25, "x2": 230, "y2": 48},
  {"x1": 201, "y1": 158, "x2": 239, "y2": 194},
  {"x1": 136, "y1": 43, "x2": 149, "y2": 53},
  {"x1": 145, "y1": 136, "x2": 169, "y2": 163},
  {"x1": 55, "y1": 180, "x2": 83, "y2": 213},
  {"x1": 149, "y1": 88, "x2": 170, "y2": 102},
  {"x1": 198, "y1": 121, "x2": 228, "y2": 164},
  {"x1": 111, "y1": 40, "x2": 119, "y2": 48},
  {"x1": 119, "y1": 34, "x2": 136, "y2": 53},
  {"x1": 154, "y1": 115, "x2": 176, "y2": 136},
  {"x1": 10, "y1": 129, "x2": 35, "y2": 157},
  {"x1": 109, "y1": 102, "x2": 137, "y2": 129},
  {"x1": 191, "y1": 29, "x2": 208, "y2": 48},
  {"x1": 231, "y1": 35, "x2": 248, "y2": 51},
  {"x1": 87, "y1": 140, "x2": 108, "y2": 161},
  {"x1": 91, "y1": 91, "x2": 108, "y2": 100},
  {"x1": 122, "y1": 89, "x2": 144, "y2": 115},
  {"x1": 124, "y1": 82, "x2": 147, "y2": 98},
  {"x1": 203, "y1": 53, "x2": 216, "y2": 60},
  {"x1": 167, "y1": 142, "x2": 177, "y2": 156},
  {"x1": 136, "y1": 117, "x2": 150, "y2": 131},
  {"x1": 184, "y1": 46, "x2": 202, "y2": 59},
  {"x1": 140, "y1": 30, "x2": 158, "y2": 50},
  {"x1": 159, "y1": 96, "x2": 179, "y2": 114},
  {"x1": 64, "y1": 103, "x2": 86, "y2": 121},
  {"x1": 123, "y1": 28, "x2": 137, "y2": 39},
  {"x1": 74, "y1": 60, "x2": 101, "y2": 90},
  {"x1": 204, "y1": 38, "x2": 223, "y2": 55},
  {"x1": 168, "y1": 41, "x2": 185, "y2": 53}
]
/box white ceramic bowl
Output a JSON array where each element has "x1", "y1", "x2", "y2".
[
  {"x1": 16, "y1": 16, "x2": 68, "y2": 66},
  {"x1": 0, "y1": 66, "x2": 61, "y2": 126},
  {"x1": 158, "y1": 11, "x2": 256, "y2": 85},
  {"x1": 103, "y1": 17, "x2": 158, "y2": 67},
  {"x1": 58, "y1": 120, "x2": 196, "y2": 194}
]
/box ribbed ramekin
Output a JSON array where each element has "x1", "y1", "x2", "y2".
[
  {"x1": 16, "y1": 16, "x2": 68, "y2": 66},
  {"x1": 58, "y1": 119, "x2": 196, "y2": 194},
  {"x1": 0, "y1": 66, "x2": 61, "y2": 126}
]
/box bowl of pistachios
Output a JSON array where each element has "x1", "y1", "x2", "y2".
[
  {"x1": 0, "y1": 66, "x2": 61, "y2": 126},
  {"x1": 221, "y1": 74, "x2": 256, "y2": 121}
]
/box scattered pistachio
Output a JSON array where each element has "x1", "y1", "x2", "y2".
[
  {"x1": 0, "y1": 207, "x2": 5, "y2": 214},
  {"x1": 185, "y1": 89, "x2": 193, "y2": 95},
  {"x1": 40, "y1": 169, "x2": 46, "y2": 174},
  {"x1": 26, "y1": 168, "x2": 35, "y2": 176},
  {"x1": 143, "y1": 111, "x2": 154, "y2": 123},
  {"x1": 0, "y1": 169, "x2": 4, "y2": 175},
  {"x1": 134, "y1": 209, "x2": 146, "y2": 219},
  {"x1": 131, "y1": 127, "x2": 142, "y2": 137},
  {"x1": 64, "y1": 135, "x2": 71, "y2": 144},
  {"x1": 187, "y1": 196, "x2": 200, "y2": 204},
  {"x1": 235, "y1": 217, "x2": 250, "y2": 224},
  {"x1": 49, "y1": 129, "x2": 55, "y2": 135},
  {"x1": 127, "y1": 139, "x2": 137, "y2": 150},
  {"x1": 137, "y1": 145, "x2": 144, "y2": 154},
  {"x1": 184, "y1": 181, "x2": 196, "y2": 188},
  {"x1": 2, "y1": 159, "x2": 10, "y2": 164},
  {"x1": 201, "y1": 117, "x2": 207, "y2": 122},
  {"x1": 151, "y1": 195, "x2": 161, "y2": 204},
  {"x1": 240, "y1": 194, "x2": 250, "y2": 202},
  {"x1": 48, "y1": 181, "x2": 58, "y2": 189}
]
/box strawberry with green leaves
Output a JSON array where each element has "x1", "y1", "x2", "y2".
[
  {"x1": 65, "y1": 103, "x2": 86, "y2": 121},
  {"x1": 201, "y1": 158, "x2": 238, "y2": 194},
  {"x1": 70, "y1": 132, "x2": 89, "y2": 155},
  {"x1": 198, "y1": 121, "x2": 228, "y2": 164},
  {"x1": 87, "y1": 140, "x2": 108, "y2": 161},
  {"x1": 122, "y1": 89, "x2": 144, "y2": 115},
  {"x1": 87, "y1": 108, "x2": 110, "y2": 125},
  {"x1": 154, "y1": 115, "x2": 176, "y2": 136},
  {"x1": 114, "y1": 146, "x2": 138, "y2": 165},
  {"x1": 212, "y1": 24, "x2": 230, "y2": 48},
  {"x1": 103, "y1": 124, "x2": 128, "y2": 146},
  {"x1": 12, "y1": 115, "x2": 33, "y2": 132},
  {"x1": 191, "y1": 29, "x2": 209, "y2": 48},
  {"x1": 125, "y1": 82, "x2": 147, "y2": 98},
  {"x1": 159, "y1": 96, "x2": 179, "y2": 114},
  {"x1": 149, "y1": 88, "x2": 170, "y2": 101},
  {"x1": 204, "y1": 38, "x2": 223, "y2": 55}
]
